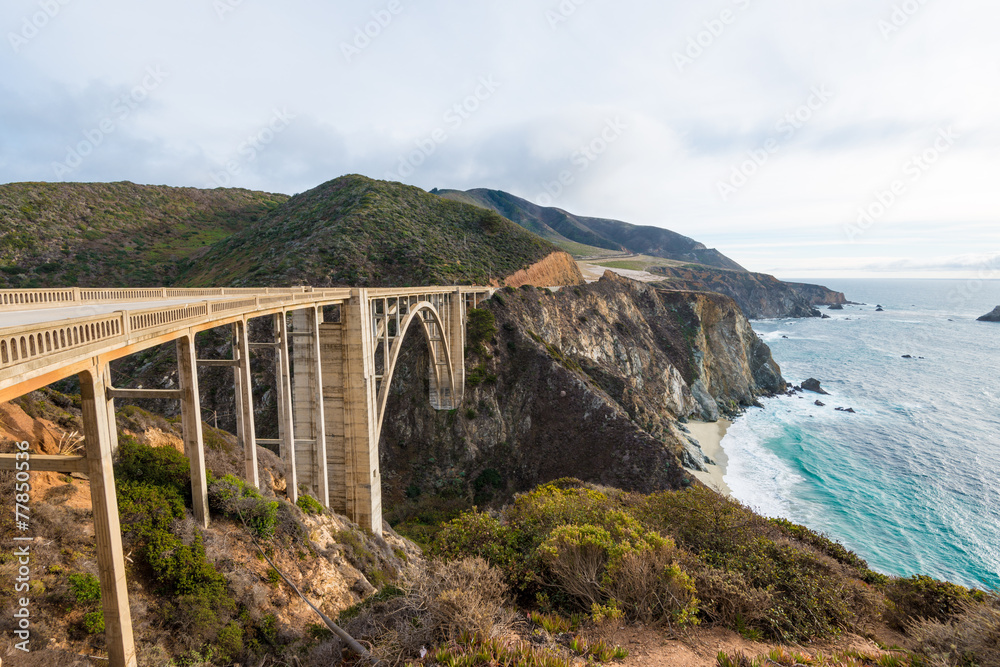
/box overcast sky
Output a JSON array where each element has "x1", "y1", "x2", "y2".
[{"x1": 2, "y1": 0, "x2": 998, "y2": 278}]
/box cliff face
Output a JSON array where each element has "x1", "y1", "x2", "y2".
[
  {"x1": 499, "y1": 251, "x2": 584, "y2": 288},
  {"x1": 784, "y1": 281, "x2": 848, "y2": 307},
  {"x1": 652, "y1": 265, "x2": 846, "y2": 319},
  {"x1": 379, "y1": 272, "x2": 784, "y2": 505}
]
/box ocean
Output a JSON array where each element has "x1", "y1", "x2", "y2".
[{"x1": 723, "y1": 278, "x2": 1000, "y2": 590}]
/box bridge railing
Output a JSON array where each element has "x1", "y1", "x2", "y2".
[
  {"x1": 0, "y1": 290, "x2": 350, "y2": 377},
  {"x1": 0, "y1": 286, "x2": 319, "y2": 312}
]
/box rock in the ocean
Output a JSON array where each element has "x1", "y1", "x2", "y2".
[
  {"x1": 802, "y1": 378, "x2": 830, "y2": 395},
  {"x1": 822, "y1": 314, "x2": 831, "y2": 319},
  {"x1": 875, "y1": 306, "x2": 885, "y2": 312},
  {"x1": 815, "y1": 400, "x2": 826, "y2": 407},
  {"x1": 829, "y1": 304, "x2": 844, "y2": 310},
  {"x1": 902, "y1": 355, "x2": 913, "y2": 359},
  {"x1": 977, "y1": 306, "x2": 1000, "y2": 322},
  {"x1": 835, "y1": 407, "x2": 857, "y2": 413}
]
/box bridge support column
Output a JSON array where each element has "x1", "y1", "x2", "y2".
[
  {"x1": 177, "y1": 335, "x2": 209, "y2": 528},
  {"x1": 275, "y1": 312, "x2": 298, "y2": 504},
  {"x1": 233, "y1": 320, "x2": 258, "y2": 489},
  {"x1": 320, "y1": 290, "x2": 381, "y2": 535},
  {"x1": 80, "y1": 365, "x2": 137, "y2": 667},
  {"x1": 449, "y1": 289, "x2": 466, "y2": 406},
  {"x1": 292, "y1": 308, "x2": 329, "y2": 506},
  {"x1": 103, "y1": 363, "x2": 119, "y2": 455}
]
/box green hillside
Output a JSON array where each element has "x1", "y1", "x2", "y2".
[
  {"x1": 434, "y1": 187, "x2": 745, "y2": 270},
  {"x1": 0, "y1": 181, "x2": 287, "y2": 288},
  {"x1": 181, "y1": 175, "x2": 559, "y2": 287}
]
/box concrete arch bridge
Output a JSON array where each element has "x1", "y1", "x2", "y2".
[{"x1": 0, "y1": 285, "x2": 493, "y2": 666}]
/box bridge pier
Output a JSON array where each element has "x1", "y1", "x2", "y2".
[
  {"x1": 177, "y1": 335, "x2": 209, "y2": 529},
  {"x1": 274, "y1": 313, "x2": 298, "y2": 504},
  {"x1": 80, "y1": 364, "x2": 137, "y2": 667},
  {"x1": 233, "y1": 320, "x2": 259, "y2": 488},
  {"x1": 291, "y1": 308, "x2": 329, "y2": 506},
  {"x1": 321, "y1": 290, "x2": 382, "y2": 534}
]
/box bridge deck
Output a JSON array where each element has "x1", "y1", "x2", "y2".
[{"x1": 1, "y1": 295, "x2": 238, "y2": 327}]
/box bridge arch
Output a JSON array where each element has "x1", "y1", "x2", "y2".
[{"x1": 373, "y1": 300, "x2": 457, "y2": 444}]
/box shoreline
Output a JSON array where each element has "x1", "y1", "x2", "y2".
[{"x1": 687, "y1": 419, "x2": 733, "y2": 496}]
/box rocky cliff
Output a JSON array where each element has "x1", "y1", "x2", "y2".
[
  {"x1": 498, "y1": 250, "x2": 584, "y2": 288},
  {"x1": 784, "y1": 281, "x2": 848, "y2": 307},
  {"x1": 977, "y1": 306, "x2": 1000, "y2": 322},
  {"x1": 652, "y1": 265, "x2": 845, "y2": 319},
  {"x1": 379, "y1": 272, "x2": 784, "y2": 508}
]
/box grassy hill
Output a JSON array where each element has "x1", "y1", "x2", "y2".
[
  {"x1": 434, "y1": 187, "x2": 745, "y2": 270},
  {"x1": 181, "y1": 175, "x2": 559, "y2": 287},
  {"x1": 0, "y1": 181, "x2": 287, "y2": 288}
]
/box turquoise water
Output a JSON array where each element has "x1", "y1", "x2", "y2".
[{"x1": 723, "y1": 279, "x2": 1000, "y2": 590}]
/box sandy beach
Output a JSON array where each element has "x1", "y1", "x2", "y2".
[{"x1": 687, "y1": 419, "x2": 733, "y2": 496}]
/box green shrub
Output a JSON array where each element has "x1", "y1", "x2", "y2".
[
  {"x1": 538, "y1": 520, "x2": 698, "y2": 624},
  {"x1": 115, "y1": 465, "x2": 237, "y2": 652},
  {"x1": 215, "y1": 621, "x2": 244, "y2": 660},
  {"x1": 208, "y1": 474, "x2": 279, "y2": 539},
  {"x1": 432, "y1": 511, "x2": 528, "y2": 588},
  {"x1": 82, "y1": 610, "x2": 105, "y2": 635},
  {"x1": 296, "y1": 494, "x2": 324, "y2": 515},
  {"x1": 68, "y1": 572, "x2": 102, "y2": 604},
  {"x1": 467, "y1": 308, "x2": 497, "y2": 356},
  {"x1": 114, "y1": 436, "x2": 191, "y2": 501}
]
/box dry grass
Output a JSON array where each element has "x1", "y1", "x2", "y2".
[
  {"x1": 346, "y1": 558, "x2": 514, "y2": 665},
  {"x1": 906, "y1": 593, "x2": 1000, "y2": 667}
]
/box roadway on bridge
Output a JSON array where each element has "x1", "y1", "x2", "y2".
[{"x1": 0, "y1": 295, "x2": 239, "y2": 328}]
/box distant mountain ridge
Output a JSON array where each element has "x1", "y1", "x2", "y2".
[{"x1": 434, "y1": 187, "x2": 745, "y2": 271}]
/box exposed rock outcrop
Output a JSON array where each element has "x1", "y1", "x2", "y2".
[
  {"x1": 784, "y1": 281, "x2": 848, "y2": 307},
  {"x1": 499, "y1": 251, "x2": 584, "y2": 288},
  {"x1": 977, "y1": 306, "x2": 1000, "y2": 322},
  {"x1": 652, "y1": 265, "x2": 846, "y2": 319},
  {"x1": 379, "y1": 272, "x2": 785, "y2": 504},
  {"x1": 802, "y1": 378, "x2": 829, "y2": 395}
]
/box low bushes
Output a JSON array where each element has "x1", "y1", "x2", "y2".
[
  {"x1": 114, "y1": 438, "x2": 240, "y2": 662},
  {"x1": 883, "y1": 574, "x2": 985, "y2": 631},
  {"x1": 207, "y1": 473, "x2": 279, "y2": 539},
  {"x1": 433, "y1": 480, "x2": 886, "y2": 641}
]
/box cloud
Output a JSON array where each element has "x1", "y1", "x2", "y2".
[{"x1": 0, "y1": 0, "x2": 998, "y2": 276}]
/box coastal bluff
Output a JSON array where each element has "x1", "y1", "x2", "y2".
[{"x1": 977, "y1": 306, "x2": 1000, "y2": 322}]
